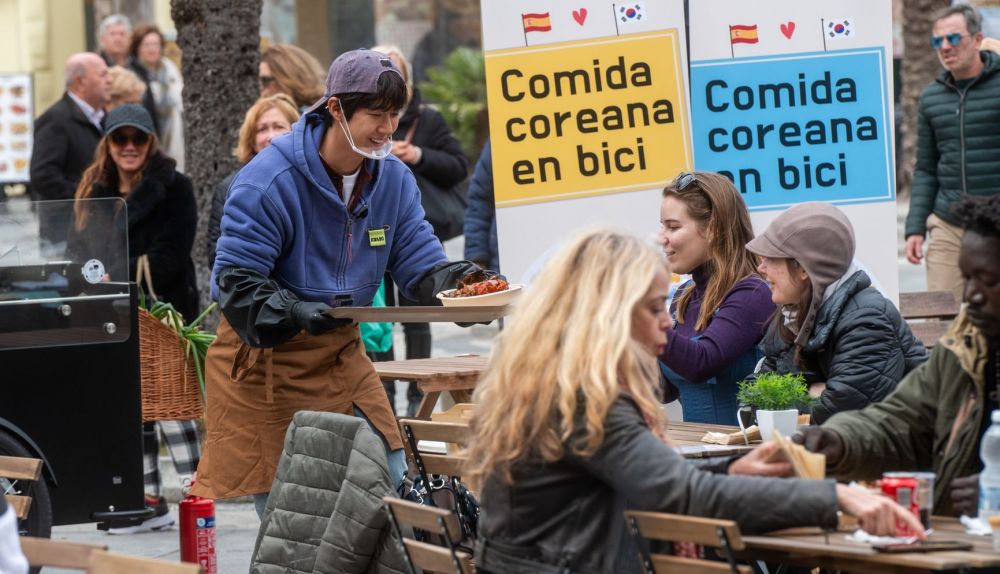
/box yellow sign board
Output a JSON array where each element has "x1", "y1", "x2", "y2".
[{"x1": 485, "y1": 31, "x2": 692, "y2": 207}]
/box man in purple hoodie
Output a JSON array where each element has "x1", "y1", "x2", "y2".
[{"x1": 193, "y1": 50, "x2": 479, "y2": 516}]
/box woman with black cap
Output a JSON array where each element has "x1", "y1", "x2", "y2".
[
  {"x1": 747, "y1": 202, "x2": 928, "y2": 424},
  {"x1": 72, "y1": 103, "x2": 199, "y2": 533}
]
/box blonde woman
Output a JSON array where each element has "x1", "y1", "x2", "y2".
[
  {"x1": 105, "y1": 65, "x2": 146, "y2": 111},
  {"x1": 258, "y1": 44, "x2": 325, "y2": 109},
  {"x1": 466, "y1": 228, "x2": 924, "y2": 574}
]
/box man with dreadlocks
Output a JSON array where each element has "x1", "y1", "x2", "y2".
[{"x1": 797, "y1": 194, "x2": 1000, "y2": 517}]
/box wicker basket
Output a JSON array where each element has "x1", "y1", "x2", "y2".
[{"x1": 138, "y1": 307, "x2": 204, "y2": 422}]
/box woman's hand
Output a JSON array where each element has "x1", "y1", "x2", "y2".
[
  {"x1": 728, "y1": 442, "x2": 793, "y2": 477},
  {"x1": 835, "y1": 483, "x2": 926, "y2": 539},
  {"x1": 391, "y1": 141, "x2": 422, "y2": 165}
]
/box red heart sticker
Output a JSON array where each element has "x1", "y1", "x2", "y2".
[
  {"x1": 573, "y1": 8, "x2": 588, "y2": 25},
  {"x1": 780, "y1": 21, "x2": 796, "y2": 39}
]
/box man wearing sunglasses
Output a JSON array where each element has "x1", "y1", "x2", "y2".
[{"x1": 906, "y1": 3, "x2": 1000, "y2": 304}]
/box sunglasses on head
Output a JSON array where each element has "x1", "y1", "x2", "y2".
[
  {"x1": 110, "y1": 131, "x2": 150, "y2": 147},
  {"x1": 930, "y1": 32, "x2": 964, "y2": 49},
  {"x1": 673, "y1": 172, "x2": 698, "y2": 191}
]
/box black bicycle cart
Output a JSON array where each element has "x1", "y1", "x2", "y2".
[{"x1": 0, "y1": 198, "x2": 148, "y2": 538}]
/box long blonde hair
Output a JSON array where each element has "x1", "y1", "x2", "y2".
[
  {"x1": 464, "y1": 229, "x2": 667, "y2": 485},
  {"x1": 664, "y1": 172, "x2": 758, "y2": 331},
  {"x1": 260, "y1": 44, "x2": 326, "y2": 108}
]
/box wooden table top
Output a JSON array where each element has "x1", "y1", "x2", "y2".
[
  {"x1": 740, "y1": 516, "x2": 1000, "y2": 573},
  {"x1": 667, "y1": 422, "x2": 757, "y2": 458},
  {"x1": 372, "y1": 355, "x2": 489, "y2": 381}
]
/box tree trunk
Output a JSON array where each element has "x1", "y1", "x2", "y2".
[
  {"x1": 171, "y1": 0, "x2": 261, "y2": 325},
  {"x1": 899, "y1": 0, "x2": 949, "y2": 200}
]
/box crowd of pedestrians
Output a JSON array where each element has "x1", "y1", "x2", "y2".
[{"x1": 6, "y1": 3, "x2": 1000, "y2": 573}]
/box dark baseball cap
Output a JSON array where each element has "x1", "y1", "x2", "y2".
[
  {"x1": 105, "y1": 103, "x2": 155, "y2": 135},
  {"x1": 304, "y1": 49, "x2": 404, "y2": 114}
]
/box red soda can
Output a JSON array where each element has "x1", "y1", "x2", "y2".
[{"x1": 881, "y1": 475, "x2": 921, "y2": 536}]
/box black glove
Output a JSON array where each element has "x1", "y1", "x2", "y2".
[
  {"x1": 414, "y1": 260, "x2": 482, "y2": 305},
  {"x1": 290, "y1": 301, "x2": 352, "y2": 336}
]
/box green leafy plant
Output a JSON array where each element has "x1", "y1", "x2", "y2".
[
  {"x1": 737, "y1": 373, "x2": 813, "y2": 411},
  {"x1": 418, "y1": 47, "x2": 487, "y2": 160},
  {"x1": 141, "y1": 289, "x2": 216, "y2": 396}
]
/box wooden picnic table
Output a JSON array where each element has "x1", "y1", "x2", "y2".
[
  {"x1": 667, "y1": 421, "x2": 756, "y2": 458},
  {"x1": 373, "y1": 355, "x2": 490, "y2": 418},
  {"x1": 738, "y1": 516, "x2": 1000, "y2": 573}
]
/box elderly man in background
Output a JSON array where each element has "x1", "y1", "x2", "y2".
[
  {"x1": 29, "y1": 52, "x2": 109, "y2": 249},
  {"x1": 97, "y1": 14, "x2": 158, "y2": 134},
  {"x1": 905, "y1": 4, "x2": 1000, "y2": 302}
]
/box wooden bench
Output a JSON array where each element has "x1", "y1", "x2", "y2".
[
  {"x1": 0, "y1": 455, "x2": 42, "y2": 519},
  {"x1": 899, "y1": 291, "x2": 960, "y2": 348}
]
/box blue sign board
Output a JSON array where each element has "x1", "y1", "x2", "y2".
[{"x1": 690, "y1": 48, "x2": 893, "y2": 211}]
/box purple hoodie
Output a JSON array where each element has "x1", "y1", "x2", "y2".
[{"x1": 659, "y1": 265, "x2": 775, "y2": 382}]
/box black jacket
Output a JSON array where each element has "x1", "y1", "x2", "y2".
[
  {"x1": 206, "y1": 170, "x2": 237, "y2": 272},
  {"x1": 82, "y1": 154, "x2": 198, "y2": 320},
  {"x1": 392, "y1": 90, "x2": 469, "y2": 240},
  {"x1": 758, "y1": 271, "x2": 928, "y2": 424},
  {"x1": 29, "y1": 93, "x2": 102, "y2": 243},
  {"x1": 476, "y1": 396, "x2": 839, "y2": 574}
]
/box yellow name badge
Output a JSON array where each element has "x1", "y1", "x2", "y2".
[{"x1": 368, "y1": 228, "x2": 386, "y2": 247}]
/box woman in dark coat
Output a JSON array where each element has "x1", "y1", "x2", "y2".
[
  {"x1": 72, "y1": 104, "x2": 199, "y2": 533},
  {"x1": 73, "y1": 104, "x2": 197, "y2": 320},
  {"x1": 748, "y1": 202, "x2": 928, "y2": 424}
]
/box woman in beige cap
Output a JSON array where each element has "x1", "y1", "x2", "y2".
[{"x1": 747, "y1": 202, "x2": 927, "y2": 424}]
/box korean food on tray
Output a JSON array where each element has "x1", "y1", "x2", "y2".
[{"x1": 443, "y1": 269, "x2": 509, "y2": 298}]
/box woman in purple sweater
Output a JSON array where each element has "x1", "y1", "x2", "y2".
[{"x1": 657, "y1": 172, "x2": 774, "y2": 424}]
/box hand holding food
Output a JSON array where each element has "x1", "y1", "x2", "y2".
[{"x1": 443, "y1": 269, "x2": 509, "y2": 298}]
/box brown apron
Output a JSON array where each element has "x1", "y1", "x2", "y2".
[{"x1": 190, "y1": 317, "x2": 401, "y2": 499}]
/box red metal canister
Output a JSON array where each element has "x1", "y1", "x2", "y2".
[
  {"x1": 881, "y1": 475, "x2": 921, "y2": 536},
  {"x1": 179, "y1": 495, "x2": 218, "y2": 574}
]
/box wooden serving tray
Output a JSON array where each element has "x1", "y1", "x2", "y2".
[{"x1": 326, "y1": 305, "x2": 511, "y2": 323}]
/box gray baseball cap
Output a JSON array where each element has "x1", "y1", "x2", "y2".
[
  {"x1": 305, "y1": 49, "x2": 404, "y2": 114},
  {"x1": 104, "y1": 103, "x2": 155, "y2": 135}
]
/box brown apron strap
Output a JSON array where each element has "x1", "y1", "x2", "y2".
[{"x1": 264, "y1": 348, "x2": 274, "y2": 404}]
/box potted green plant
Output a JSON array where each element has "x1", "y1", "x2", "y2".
[{"x1": 736, "y1": 373, "x2": 812, "y2": 440}]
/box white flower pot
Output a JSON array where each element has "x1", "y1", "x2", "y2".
[{"x1": 756, "y1": 408, "x2": 799, "y2": 441}]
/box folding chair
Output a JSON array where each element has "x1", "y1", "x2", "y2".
[
  {"x1": 383, "y1": 496, "x2": 474, "y2": 574},
  {"x1": 0, "y1": 455, "x2": 42, "y2": 519},
  {"x1": 88, "y1": 551, "x2": 203, "y2": 573},
  {"x1": 398, "y1": 418, "x2": 472, "y2": 492},
  {"x1": 18, "y1": 537, "x2": 106, "y2": 570},
  {"x1": 625, "y1": 511, "x2": 755, "y2": 574}
]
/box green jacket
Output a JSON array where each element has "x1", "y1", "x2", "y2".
[
  {"x1": 823, "y1": 310, "x2": 990, "y2": 516},
  {"x1": 906, "y1": 50, "x2": 1000, "y2": 238}
]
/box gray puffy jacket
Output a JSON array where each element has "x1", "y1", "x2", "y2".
[
  {"x1": 251, "y1": 411, "x2": 408, "y2": 574},
  {"x1": 758, "y1": 270, "x2": 928, "y2": 424}
]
